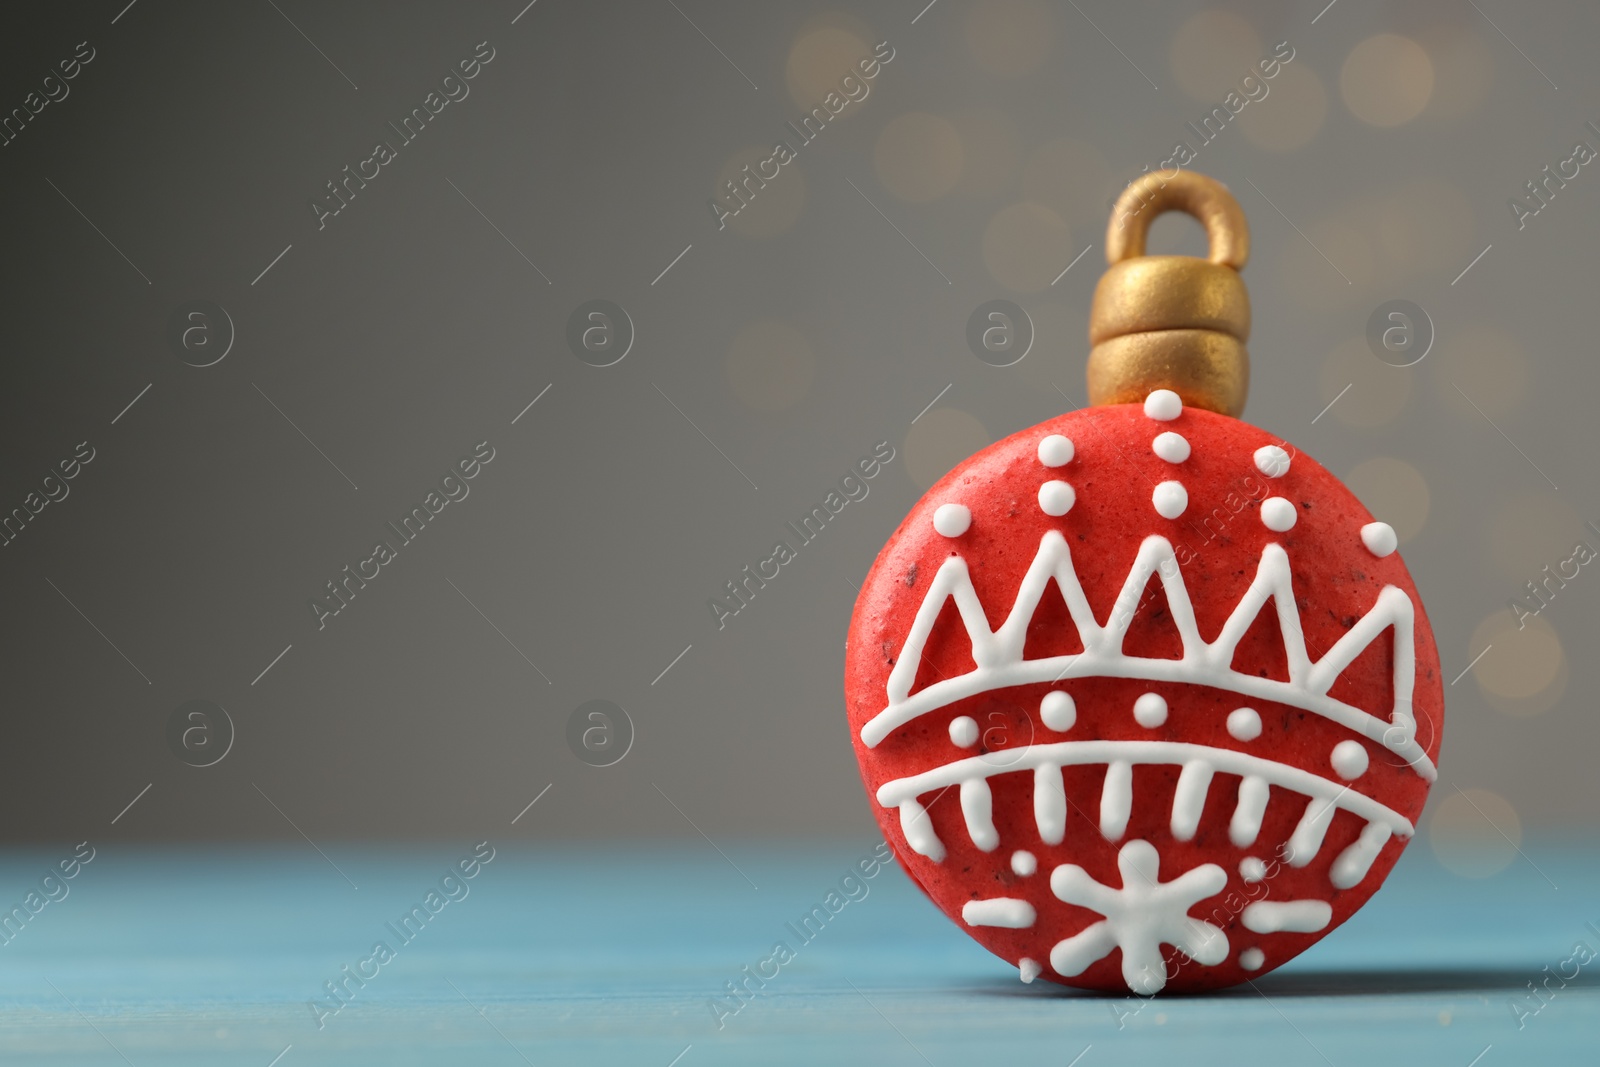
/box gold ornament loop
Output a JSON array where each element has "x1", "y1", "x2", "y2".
[
  {"x1": 1105, "y1": 170, "x2": 1249, "y2": 268},
  {"x1": 1087, "y1": 171, "x2": 1252, "y2": 418}
]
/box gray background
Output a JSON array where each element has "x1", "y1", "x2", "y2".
[{"x1": 0, "y1": 0, "x2": 1593, "y2": 848}]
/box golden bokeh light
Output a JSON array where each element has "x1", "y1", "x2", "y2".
[
  {"x1": 1470, "y1": 612, "x2": 1566, "y2": 704},
  {"x1": 786, "y1": 24, "x2": 876, "y2": 116},
  {"x1": 1341, "y1": 34, "x2": 1434, "y2": 127},
  {"x1": 1346, "y1": 457, "x2": 1429, "y2": 543},
  {"x1": 1430, "y1": 788, "x2": 1522, "y2": 879}
]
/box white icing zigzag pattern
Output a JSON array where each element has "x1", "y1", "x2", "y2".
[{"x1": 861, "y1": 531, "x2": 1434, "y2": 781}]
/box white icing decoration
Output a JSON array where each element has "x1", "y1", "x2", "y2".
[
  {"x1": 1038, "y1": 435, "x2": 1074, "y2": 467},
  {"x1": 933, "y1": 503, "x2": 971, "y2": 538},
  {"x1": 1152, "y1": 481, "x2": 1188, "y2": 519},
  {"x1": 949, "y1": 715, "x2": 979, "y2": 748},
  {"x1": 861, "y1": 532, "x2": 1434, "y2": 782},
  {"x1": 1019, "y1": 957, "x2": 1042, "y2": 983},
  {"x1": 1144, "y1": 389, "x2": 1183, "y2": 422},
  {"x1": 1011, "y1": 850, "x2": 1038, "y2": 877},
  {"x1": 1152, "y1": 431, "x2": 1191, "y2": 463},
  {"x1": 1227, "y1": 707, "x2": 1262, "y2": 741},
  {"x1": 1034, "y1": 764, "x2": 1066, "y2": 846},
  {"x1": 1331, "y1": 739, "x2": 1369, "y2": 780},
  {"x1": 1361, "y1": 521, "x2": 1397, "y2": 558},
  {"x1": 1038, "y1": 480, "x2": 1075, "y2": 517},
  {"x1": 1100, "y1": 760, "x2": 1132, "y2": 840},
  {"x1": 1229, "y1": 776, "x2": 1271, "y2": 848},
  {"x1": 1261, "y1": 497, "x2": 1297, "y2": 532},
  {"x1": 1040, "y1": 691, "x2": 1076, "y2": 732},
  {"x1": 1241, "y1": 899, "x2": 1332, "y2": 934},
  {"x1": 1133, "y1": 692, "x2": 1168, "y2": 728},
  {"x1": 1239, "y1": 947, "x2": 1265, "y2": 970},
  {"x1": 1170, "y1": 760, "x2": 1214, "y2": 841},
  {"x1": 961, "y1": 778, "x2": 999, "y2": 852},
  {"x1": 1285, "y1": 794, "x2": 1339, "y2": 867},
  {"x1": 1049, "y1": 840, "x2": 1227, "y2": 995},
  {"x1": 1239, "y1": 857, "x2": 1267, "y2": 883},
  {"x1": 899, "y1": 799, "x2": 944, "y2": 861},
  {"x1": 1331, "y1": 822, "x2": 1391, "y2": 889},
  {"x1": 1254, "y1": 445, "x2": 1290, "y2": 478},
  {"x1": 899, "y1": 799, "x2": 945, "y2": 862},
  {"x1": 876, "y1": 740, "x2": 1415, "y2": 871},
  {"x1": 963, "y1": 897, "x2": 1036, "y2": 928}
]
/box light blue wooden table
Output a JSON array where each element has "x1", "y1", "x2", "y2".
[{"x1": 0, "y1": 838, "x2": 1593, "y2": 1065}]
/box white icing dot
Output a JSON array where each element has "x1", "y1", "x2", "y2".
[
  {"x1": 1331, "y1": 739, "x2": 1370, "y2": 780},
  {"x1": 1144, "y1": 389, "x2": 1183, "y2": 421},
  {"x1": 1240, "y1": 947, "x2": 1265, "y2": 971},
  {"x1": 1152, "y1": 481, "x2": 1188, "y2": 519},
  {"x1": 1361, "y1": 521, "x2": 1398, "y2": 558},
  {"x1": 1240, "y1": 857, "x2": 1267, "y2": 883},
  {"x1": 1038, "y1": 480, "x2": 1075, "y2": 517},
  {"x1": 1152, "y1": 431, "x2": 1190, "y2": 463},
  {"x1": 1038, "y1": 434, "x2": 1074, "y2": 467},
  {"x1": 1260, "y1": 496, "x2": 1297, "y2": 532},
  {"x1": 1254, "y1": 445, "x2": 1291, "y2": 478},
  {"x1": 1011, "y1": 850, "x2": 1038, "y2": 877},
  {"x1": 932, "y1": 503, "x2": 971, "y2": 538},
  {"x1": 1040, "y1": 691, "x2": 1076, "y2": 731},
  {"x1": 1019, "y1": 957, "x2": 1042, "y2": 983},
  {"x1": 1227, "y1": 707, "x2": 1262, "y2": 742},
  {"x1": 1133, "y1": 692, "x2": 1168, "y2": 728},
  {"x1": 948, "y1": 715, "x2": 979, "y2": 747}
]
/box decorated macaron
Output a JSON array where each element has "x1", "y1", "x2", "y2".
[{"x1": 844, "y1": 173, "x2": 1441, "y2": 994}]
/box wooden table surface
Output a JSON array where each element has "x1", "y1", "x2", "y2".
[{"x1": 0, "y1": 838, "x2": 1593, "y2": 1065}]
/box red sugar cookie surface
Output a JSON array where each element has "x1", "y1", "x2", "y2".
[{"x1": 844, "y1": 393, "x2": 1442, "y2": 993}]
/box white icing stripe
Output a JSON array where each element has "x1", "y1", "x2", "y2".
[
  {"x1": 1331, "y1": 821, "x2": 1392, "y2": 889},
  {"x1": 863, "y1": 533, "x2": 1435, "y2": 781},
  {"x1": 961, "y1": 778, "x2": 999, "y2": 852},
  {"x1": 962, "y1": 897, "x2": 1037, "y2": 928},
  {"x1": 1230, "y1": 775, "x2": 1271, "y2": 848},
  {"x1": 1034, "y1": 764, "x2": 1067, "y2": 845},
  {"x1": 1171, "y1": 760, "x2": 1214, "y2": 841},
  {"x1": 1019, "y1": 957, "x2": 1043, "y2": 983},
  {"x1": 1241, "y1": 900, "x2": 1332, "y2": 934},
  {"x1": 1100, "y1": 760, "x2": 1133, "y2": 841},
  {"x1": 876, "y1": 739, "x2": 1415, "y2": 865},
  {"x1": 1287, "y1": 794, "x2": 1340, "y2": 868},
  {"x1": 899, "y1": 799, "x2": 944, "y2": 862}
]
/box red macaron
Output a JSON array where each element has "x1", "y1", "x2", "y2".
[{"x1": 845, "y1": 390, "x2": 1442, "y2": 993}]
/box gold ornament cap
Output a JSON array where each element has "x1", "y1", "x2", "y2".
[{"x1": 1087, "y1": 171, "x2": 1250, "y2": 417}]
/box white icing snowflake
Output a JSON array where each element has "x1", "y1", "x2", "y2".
[{"x1": 1048, "y1": 839, "x2": 1228, "y2": 995}]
